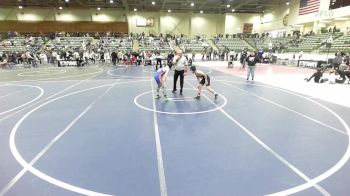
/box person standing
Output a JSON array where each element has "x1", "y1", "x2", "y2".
[
  {"x1": 245, "y1": 51, "x2": 260, "y2": 80},
  {"x1": 257, "y1": 48, "x2": 264, "y2": 62},
  {"x1": 167, "y1": 51, "x2": 175, "y2": 69},
  {"x1": 26, "y1": 50, "x2": 34, "y2": 66},
  {"x1": 240, "y1": 50, "x2": 247, "y2": 69},
  {"x1": 100, "y1": 51, "x2": 105, "y2": 63},
  {"x1": 156, "y1": 52, "x2": 163, "y2": 70},
  {"x1": 111, "y1": 50, "x2": 117, "y2": 66},
  {"x1": 172, "y1": 50, "x2": 188, "y2": 95},
  {"x1": 333, "y1": 52, "x2": 344, "y2": 70}
]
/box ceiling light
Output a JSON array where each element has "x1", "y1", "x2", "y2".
[
  {"x1": 65, "y1": 0, "x2": 69, "y2": 2},
  {"x1": 59, "y1": 6, "x2": 63, "y2": 10},
  {"x1": 191, "y1": 2, "x2": 194, "y2": 6},
  {"x1": 227, "y1": 4, "x2": 230, "y2": 8},
  {"x1": 97, "y1": 7, "x2": 101, "y2": 11},
  {"x1": 134, "y1": 8, "x2": 137, "y2": 11},
  {"x1": 200, "y1": 10, "x2": 203, "y2": 14},
  {"x1": 18, "y1": 5, "x2": 23, "y2": 9},
  {"x1": 231, "y1": 9, "x2": 235, "y2": 12},
  {"x1": 168, "y1": 9, "x2": 171, "y2": 12},
  {"x1": 152, "y1": 1, "x2": 155, "y2": 5},
  {"x1": 110, "y1": 0, "x2": 113, "y2": 3},
  {"x1": 286, "y1": 2, "x2": 290, "y2": 5}
]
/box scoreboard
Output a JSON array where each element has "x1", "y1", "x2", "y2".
[{"x1": 329, "y1": 0, "x2": 350, "y2": 9}]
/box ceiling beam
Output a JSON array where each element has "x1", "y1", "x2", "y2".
[
  {"x1": 161, "y1": 0, "x2": 168, "y2": 10},
  {"x1": 75, "y1": 0, "x2": 85, "y2": 7},
  {"x1": 30, "y1": 0, "x2": 55, "y2": 8},
  {"x1": 121, "y1": 0, "x2": 129, "y2": 10},
  {"x1": 233, "y1": 0, "x2": 258, "y2": 10},
  {"x1": 198, "y1": 0, "x2": 209, "y2": 10},
  {"x1": 245, "y1": 3, "x2": 280, "y2": 7},
  {"x1": 29, "y1": 0, "x2": 37, "y2": 6}
]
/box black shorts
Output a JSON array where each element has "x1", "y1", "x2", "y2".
[{"x1": 200, "y1": 75, "x2": 210, "y2": 86}]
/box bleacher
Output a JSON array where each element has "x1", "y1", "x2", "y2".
[
  {"x1": 0, "y1": 37, "x2": 44, "y2": 53},
  {"x1": 319, "y1": 34, "x2": 350, "y2": 53},
  {"x1": 179, "y1": 38, "x2": 209, "y2": 52},
  {"x1": 244, "y1": 37, "x2": 259, "y2": 48},
  {"x1": 51, "y1": 37, "x2": 93, "y2": 49},
  {"x1": 139, "y1": 39, "x2": 171, "y2": 52},
  {"x1": 246, "y1": 37, "x2": 293, "y2": 51},
  {"x1": 215, "y1": 38, "x2": 253, "y2": 52},
  {"x1": 284, "y1": 33, "x2": 343, "y2": 53},
  {"x1": 99, "y1": 37, "x2": 132, "y2": 51}
]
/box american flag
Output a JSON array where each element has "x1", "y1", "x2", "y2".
[{"x1": 299, "y1": 0, "x2": 320, "y2": 15}]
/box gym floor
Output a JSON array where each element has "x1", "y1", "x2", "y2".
[{"x1": 0, "y1": 62, "x2": 349, "y2": 196}]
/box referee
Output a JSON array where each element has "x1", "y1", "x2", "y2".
[{"x1": 172, "y1": 50, "x2": 188, "y2": 95}]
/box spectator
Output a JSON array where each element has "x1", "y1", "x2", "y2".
[
  {"x1": 111, "y1": 51, "x2": 117, "y2": 66},
  {"x1": 0, "y1": 55, "x2": 12, "y2": 69},
  {"x1": 7, "y1": 31, "x2": 12, "y2": 39},
  {"x1": 130, "y1": 55, "x2": 137, "y2": 66},
  {"x1": 333, "y1": 52, "x2": 344, "y2": 70},
  {"x1": 257, "y1": 48, "x2": 264, "y2": 62},
  {"x1": 240, "y1": 50, "x2": 247, "y2": 69},
  {"x1": 156, "y1": 52, "x2": 163, "y2": 70},
  {"x1": 245, "y1": 51, "x2": 259, "y2": 80},
  {"x1": 335, "y1": 69, "x2": 350, "y2": 84},
  {"x1": 26, "y1": 50, "x2": 34, "y2": 65}
]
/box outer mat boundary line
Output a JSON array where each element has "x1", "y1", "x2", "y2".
[{"x1": 184, "y1": 80, "x2": 332, "y2": 196}]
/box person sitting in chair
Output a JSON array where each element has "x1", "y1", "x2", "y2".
[{"x1": 0, "y1": 55, "x2": 12, "y2": 69}]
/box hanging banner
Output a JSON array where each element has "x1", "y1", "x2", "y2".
[{"x1": 243, "y1": 23, "x2": 253, "y2": 33}]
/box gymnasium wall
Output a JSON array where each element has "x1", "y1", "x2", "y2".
[
  {"x1": 7, "y1": 4, "x2": 349, "y2": 36},
  {"x1": 160, "y1": 13, "x2": 191, "y2": 36},
  {"x1": 0, "y1": 7, "x2": 128, "y2": 33},
  {"x1": 0, "y1": 21, "x2": 128, "y2": 33},
  {"x1": 127, "y1": 12, "x2": 160, "y2": 35},
  {"x1": 289, "y1": 0, "x2": 350, "y2": 26},
  {"x1": 303, "y1": 25, "x2": 314, "y2": 33},
  {"x1": 127, "y1": 12, "x2": 226, "y2": 36},
  {"x1": 333, "y1": 20, "x2": 350, "y2": 32},
  {"x1": 191, "y1": 14, "x2": 225, "y2": 36},
  {"x1": 0, "y1": 7, "x2": 127, "y2": 22},
  {"x1": 0, "y1": 7, "x2": 256, "y2": 36},
  {"x1": 318, "y1": 0, "x2": 350, "y2": 33},
  {"x1": 258, "y1": 4, "x2": 290, "y2": 33},
  {"x1": 224, "y1": 14, "x2": 260, "y2": 34}
]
